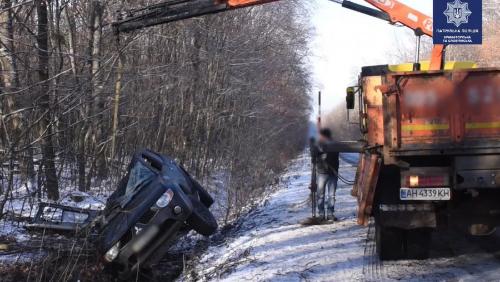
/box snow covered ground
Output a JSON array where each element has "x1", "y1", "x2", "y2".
[
  {"x1": 186, "y1": 153, "x2": 500, "y2": 282},
  {"x1": 4, "y1": 152, "x2": 500, "y2": 281},
  {"x1": 187, "y1": 154, "x2": 366, "y2": 281}
]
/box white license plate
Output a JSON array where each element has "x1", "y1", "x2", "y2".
[{"x1": 400, "y1": 188, "x2": 451, "y2": 201}]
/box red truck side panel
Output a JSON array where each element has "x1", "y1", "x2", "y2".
[{"x1": 387, "y1": 69, "x2": 500, "y2": 151}]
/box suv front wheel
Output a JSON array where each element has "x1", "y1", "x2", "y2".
[{"x1": 187, "y1": 197, "x2": 218, "y2": 236}]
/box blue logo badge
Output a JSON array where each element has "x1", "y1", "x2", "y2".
[{"x1": 434, "y1": 0, "x2": 482, "y2": 45}]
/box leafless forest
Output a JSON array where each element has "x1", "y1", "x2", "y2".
[{"x1": 0, "y1": 0, "x2": 311, "y2": 221}]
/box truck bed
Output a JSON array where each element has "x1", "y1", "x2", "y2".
[{"x1": 383, "y1": 68, "x2": 500, "y2": 156}]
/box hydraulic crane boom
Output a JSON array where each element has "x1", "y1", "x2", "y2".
[
  {"x1": 112, "y1": 0, "x2": 444, "y2": 70},
  {"x1": 361, "y1": 0, "x2": 444, "y2": 70},
  {"x1": 112, "y1": 0, "x2": 280, "y2": 33}
]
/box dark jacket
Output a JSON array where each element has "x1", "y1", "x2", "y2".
[{"x1": 311, "y1": 141, "x2": 339, "y2": 175}]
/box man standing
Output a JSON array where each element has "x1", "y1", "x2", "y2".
[{"x1": 315, "y1": 128, "x2": 339, "y2": 221}]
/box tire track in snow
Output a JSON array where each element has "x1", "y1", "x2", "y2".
[{"x1": 362, "y1": 220, "x2": 383, "y2": 282}]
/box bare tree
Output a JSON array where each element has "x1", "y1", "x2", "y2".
[{"x1": 35, "y1": 0, "x2": 59, "y2": 200}]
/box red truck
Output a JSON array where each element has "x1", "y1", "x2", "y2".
[{"x1": 347, "y1": 64, "x2": 500, "y2": 259}]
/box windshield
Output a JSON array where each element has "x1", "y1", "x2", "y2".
[{"x1": 125, "y1": 161, "x2": 156, "y2": 195}]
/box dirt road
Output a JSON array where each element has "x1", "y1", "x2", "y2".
[{"x1": 187, "y1": 153, "x2": 500, "y2": 281}]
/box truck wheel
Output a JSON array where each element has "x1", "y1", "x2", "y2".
[
  {"x1": 376, "y1": 223, "x2": 405, "y2": 260},
  {"x1": 186, "y1": 198, "x2": 218, "y2": 236},
  {"x1": 406, "y1": 228, "x2": 432, "y2": 260}
]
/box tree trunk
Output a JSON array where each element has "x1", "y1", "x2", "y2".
[
  {"x1": 90, "y1": 0, "x2": 107, "y2": 180},
  {"x1": 36, "y1": 0, "x2": 59, "y2": 201},
  {"x1": 111, "y1": 35, "x2": 124, "y2": 159},
  {"x1": 0, "y1": 0, "x2": 18, "y2": 148},
  {"x1": 64, "y1": 5, "x2": 86, "y2": 192}
]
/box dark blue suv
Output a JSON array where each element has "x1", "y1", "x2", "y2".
[{"x1": 98, "y1": 149, "x2": 217, "y2": 277}]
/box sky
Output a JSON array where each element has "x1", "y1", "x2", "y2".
[{"x1": 309, "y1": 0, "x2": 432, "y2": 113}]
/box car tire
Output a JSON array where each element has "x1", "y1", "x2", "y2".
[
  {"x1": 191, "y1": 180, "x2": 214, "y2": 208},
  {"x1": 186, "y1": 198, "x2": 218, "y2": 236},
  {"x1": 376, "y1": 222, "x2": 405, "y2": 260}
]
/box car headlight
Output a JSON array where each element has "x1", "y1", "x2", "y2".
[
  {"x1": 155, "y1": 189, "x2": 174, "y2": 208},
  {"x1": 104, "y1": 241, "x2": 120, "y2": 262}
]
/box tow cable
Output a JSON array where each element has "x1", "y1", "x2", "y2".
[
  {"x1": 332, "y1": 168, "x2": 356, "y2": 185},
  {"x1": 325, "y1": 159, "x2": 356, "y2": 185}
]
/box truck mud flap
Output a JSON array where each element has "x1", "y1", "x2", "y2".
[{"x1": 356, "y1": 154, "x2": 382, "y2": 225}]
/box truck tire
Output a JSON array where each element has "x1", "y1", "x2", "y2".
[
  {"x1": 376, "y1": 222, "x2": 405, "y2": 260},
  {"x1": 186, "y1": 197, "x2": 218, "y2": 236},
  {"x1": 406, "y1": 228, "x2": 431, "y2": 259}
]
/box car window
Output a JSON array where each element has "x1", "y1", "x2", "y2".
[{"x1": 125, "y1": 161, "x2": 156, "y2": 195}]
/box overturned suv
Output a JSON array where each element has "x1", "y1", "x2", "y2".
[{"x1": 97, "y1": 149, "x2": 217, "y2": 277}]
